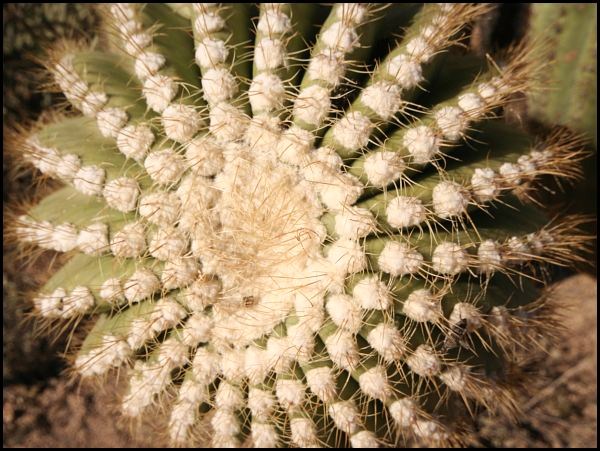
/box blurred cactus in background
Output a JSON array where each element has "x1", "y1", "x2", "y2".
[
  {"x1": 527, "y1": 3, "x2": 596, "y2": 147},
  {"x1": 525, "y1": 3, "x2": 597, "y2": 262}
]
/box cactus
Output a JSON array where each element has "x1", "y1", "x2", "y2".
[
  {"x1": 527, "y1": 3, "x2": 597, "y2": 147},
  {"x1": 3, "y1": 3, "x2": 99, "y2": 120},
  {"x1": 5, "y1": 3, "x2": 593, "y2": 448}
]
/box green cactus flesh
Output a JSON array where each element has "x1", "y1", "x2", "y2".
[
  {"x1": 8, "y1": 3, "x2": 591, "y2": 448},
  {"x1": 527, "y1": 3, "x2": 597, "y2": 147}
]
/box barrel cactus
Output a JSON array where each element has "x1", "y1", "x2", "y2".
[{"x1": 6, "y1": 3, "x2": 592, "y2": 448}]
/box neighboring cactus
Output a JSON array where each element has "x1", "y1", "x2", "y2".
[
  {"x1": 5, "y1": 4, "x2": 593, "y2": 447},
  {"x1": 527, "y1": 3, "x2": 597, "y2": 147},
  {"x1": 525, "y1": 3, "x2": 597, "y2": 259}
]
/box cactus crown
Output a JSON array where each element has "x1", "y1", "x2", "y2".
[{"x1": 6, "y1": 3, "x2": 592, "y2": 448}]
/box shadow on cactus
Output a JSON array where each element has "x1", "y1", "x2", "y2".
[{"x1": 4, "y1": 3, "x2": 594, "y2": 448}]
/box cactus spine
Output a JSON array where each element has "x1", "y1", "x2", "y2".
[{"x1": 6, "y1": 3, "x2": 592, "y2": 448}]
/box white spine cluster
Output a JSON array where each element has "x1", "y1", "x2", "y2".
[
  {"x1": 328, "y1": 401, "x2": 360, "y2": 435},
  {"x1": 403, "y1": 125, "x2": 440, "y2": 164},
  {"x1": 363, "y1": 151, "x2": 406, "y2": 188},
  {"x1": 219, "y1": 348, "x2": 246, "y2": 382},
  {"x1": 321, "y1": 21, "x2": 359, "y2": 53},
  {"x1": 358, "y1": 365, "x2": 393, "y2": 401},
  {"x1": 378, "y1": 241, "x2": 424, "y2": 276},
  {"x1": 161, "y1": 257, "x2": 200, "y2": 290},
  {"x1": 304, "y1": 366, "x2": 336, "y2": 403},
  {"x1": 406, "y1": 345, "x2": 441, "y2": 377},
  {"x1": 181, "y1": 312, "x2": 213, "y2": 346},
  {"x1": 122, "y1": 338, "x2": 188, "y2": 417},
  {"x1": 352, "y1": 276, "x2": 392, "y2": 310},
  {"x1": 75, "y1": 335, "x2": 130, "y2": 377},
  {"x1": 102, "y1": 177, "x2": 140, "y2": 212},
  {"x1": 73, "y1": 165, "x2": 106, "y2": 196},
  {"x1": 96, "y1": 108, "x2": 129, "y2": 139},
  {"x1": 110, "y1": 222, "x2": 146, "y2": 258},
  {"x1": 439, "y1": 365, "x2": 468, "y2": 392},
  {"x1": 180, "y1": 277, "x2": 220, "y2": 312},
  {"x1": 290, "y1": 417, "x2": 320, "y2": 447},
  {"x1": 25, "y1": 138, "x2": 61, "y2": 177},
  {"x1": 135, "y1": 51, "x2": 166, "y2": 80},
  {"x1": 76, "y1": 222, "x2": 109, "y2": 255},
  {"x1": 123, "y1": 268, "x2": 160, "y2": 304},
  {"x1": 403, "y1": 288, "x2": 441, "y2": 323},
  {"x1": 144, "y1": 149, "x2": 186, "y2": 186},
  {"x1": 326, "y1": 294, "x2": 363, "y2": 333},
  {"x1": 293, "y1": 85, "x2": 331, "y2": 126},
  {"x1": 366, "y1": 322, "x2": 406, "y2": 362},
  {"x1": 275, "y1": 378, "x2": 306, "y2": 410},
  {"x1": 432, "y1": 180, "x2": 470, "y2": 218},
  {"x1": 334, "y1": 206, "x2": 377, "y2": 239},
  {"x1": 201, "y1": 68, "x2": 238, "y2": 105},
  {"x1": 51, "y1": 223, "x2": 78, "y2": 252},
  {"x1": 471, "y1": 167, "x2": 499, "y2": 203},
  {"x1": 62, "y1": 286, "x2": 96, "y2": 318},
  {"x1": 327, "y1": 238, "x2": 367, "y2": 276},
  {"x1": 110, "y1": 221, "x2": 146, "y2": 258},
  {"x1": 325, "y1": 329, "x2": 360, "y2": 371},
  {"x1": 195, "y1": 37, "x2": 228, "y2": 68},
  {"x1": 138, "y1": 191, "x2": 181, "y2": 225},
  {"x1": 350, "y1": 430, "x2": 379, "y2": 448},
  {"x1": 251, "y1": 422, "x2": 278, "y2": 448},
  {"x1": 431, "y1": 242, "x2": 469, "y2": 275},
  {"x1": 477, "y1": 239, "x2": 503, "y2": 273},
  {"x1": 389, "y1": 398, "x2": 417, "y2": 428},
  {"x1": 386, "y1": 195, "x2": 427, "y2": 228},
  {"x1": 193, "y1": 6, "x2": 226, "y2": 36},
  {"x1": 249, "y1": 73, "x2": 286, "y2": 114},
  {"x1": 248, "y1": 387, "x2": 276, "y2": 421},
  {"x1": 314, "y1": 168, "x2": 364, "y2": 211},
  {"x1": 434, "y1": 106, "x2": 466, "y2": 141},
  {"x1": 116, "y1": 124, "x2": 155, "y2": 162},
  {"x1": 143, "y1": 74, "x2": 179, "y2": 113},
  {"x1": 385, "y1": 53, "x2": 424, "y2": 89},
  {"x1": 307, "y1": 50, "x2": 346, "y2": 87},
  {"x1": 276, "y1": 125, "x2": 314, "y2": 166},
  {"x1": 126, "y1": 298, "x2": 187, "y2": 350},
  {"x1": 162, "y1": 103, "x2": 202, "y2": 144},
  {"x1": 209, "y1": 102, "x2": 249, "y2": 143},
  {"x1": 185, "y1": 135, "x2": 224, "y2": 176},
  {"x1": 99, "y1": 278, "x2": 124, "y2": 304},
  {"x1": 34, "y1": 288, "x2": 66, "y2": 318},
  {"x1": 55, "y1": 154, "x2": 82, "y2": 181},
  {"x1": 361, "y1": 81, "x2": 403, "y2": 120},
  {"x1": 255, "y1": 38, "x2": 286, "y2": 71},
  {"x1": 458, "y1": 92, "x2": 485, "y2": 116},
  {"x1": 331, "y1": 111, "x2": 373, "y2": 151},
  {"x1": 148, "y1": 226, "x2": 188, "y2": 261}
]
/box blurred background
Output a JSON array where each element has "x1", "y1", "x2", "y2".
[{"x1": 3, "y1": 3, "x2": 596, "y2": 447}]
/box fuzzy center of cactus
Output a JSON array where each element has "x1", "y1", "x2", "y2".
[{"x1": 201, "y1": 146, "x2": 325, "y2": 346}]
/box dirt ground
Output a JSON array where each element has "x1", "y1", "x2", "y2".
[
  {"x1": 2, "y1": 273, "x2": 596, "y2": 448},
  {"x1": 475, "y1": 273, "x2": 597, "y2": 448}
]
